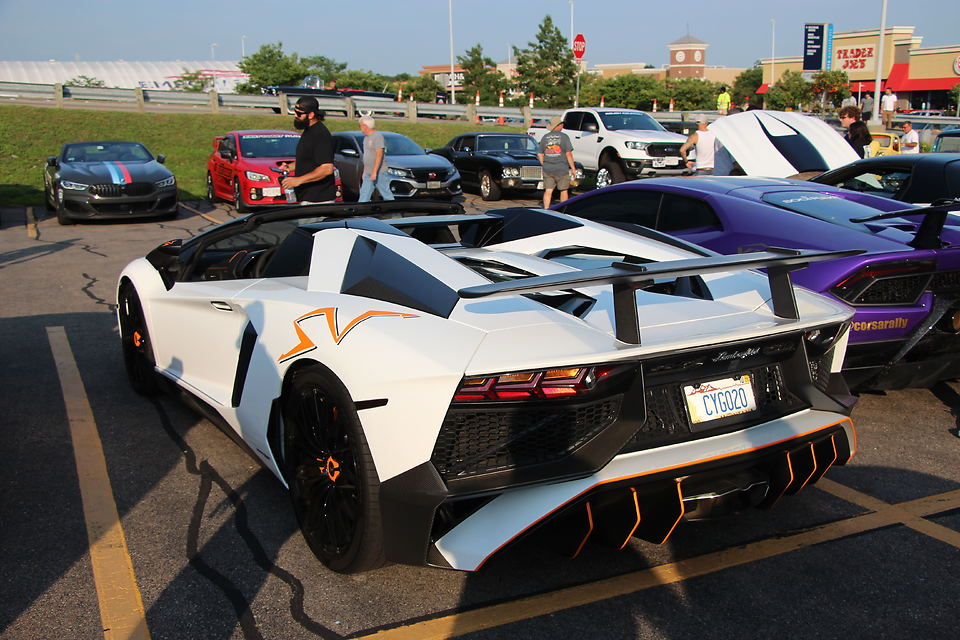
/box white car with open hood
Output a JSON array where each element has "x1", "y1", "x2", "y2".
[
  {"x1": 118, "y1": 200, "x2": 860, "y2": 573},
  {"x1": 709, "y1": 110, "x2": 860, "y2": 178}
]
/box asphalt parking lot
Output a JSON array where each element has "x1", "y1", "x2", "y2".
[{"x1": 1, "y1": 193, "x2": 959, "y2": 640}]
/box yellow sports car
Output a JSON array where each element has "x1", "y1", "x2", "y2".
[{"x1": 868, "y1": 132, "x2": 900, "y2": 156}]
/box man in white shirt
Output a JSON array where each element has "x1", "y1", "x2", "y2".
[
  {"x1": 900, "y1": 121, "x2": 920, "y2": 154},
  {"x1": 680, "y1": 115, "x2": 716, "y2": 175},
  {"x1": 880, "y1": 88, "x2": 898, "y2": 129}
]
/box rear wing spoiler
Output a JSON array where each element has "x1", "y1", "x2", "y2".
[
  {"x1": 459, "y1": 247, "x2": 864, "y2": 345},
  {"x1": 851, "y1": 198, "x2": 960, "y2": 250}
]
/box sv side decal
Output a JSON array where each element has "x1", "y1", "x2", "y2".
[{"x1": 278, "y1": 307, "x2": 418, "y2": 362}]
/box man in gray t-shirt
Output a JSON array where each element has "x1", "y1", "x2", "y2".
[
  {"x1": 537, "y1": 117, "x2": 576, "y2": 208},
  {"x1": 358, "y1": 116, "x2": 394, "y2": 202}
]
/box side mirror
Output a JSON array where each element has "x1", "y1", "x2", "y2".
[
  {"x1": 219, "y1": 150, "x2": 232, "y2": 160},
  {"x1": 46, "y1": 156, "x2": 58, "y2": 167},
  {"x1": 157, "y1": 154, "x2": 166, "y2": 164},
  {"x1": 463, "y1": 146, "x2": 472, "y2": 153}
]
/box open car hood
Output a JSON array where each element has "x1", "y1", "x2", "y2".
[{"x1": 710, "y1": 111, "x2": 859, "y2": 178}]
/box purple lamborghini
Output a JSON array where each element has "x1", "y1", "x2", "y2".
[{"x1": 555, "y1": 176, "x2": 960, "y2": 390}]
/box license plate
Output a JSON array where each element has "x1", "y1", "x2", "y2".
[
  {"x1": 664, "y1": 157, "x2": 679, "y2": 166},
  {"x1": 537, "y1": 181, "x2": 544, "y2": 189},
  {"x1": 653, "y1": 158, "x2": 666, "y2": 168},
  {"x1": 263, "y1": 187, "x2": 281, "y2": 196},
  {"x1": 683, "y1": 375, "x2": 756, "y2": 425},
  {"x1": 427, "y1": 181, "x2": 441, "y2": 189}
]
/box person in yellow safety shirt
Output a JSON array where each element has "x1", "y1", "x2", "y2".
[{"x1": 716, "y1": 87, "x2": 732, "y2": 115}]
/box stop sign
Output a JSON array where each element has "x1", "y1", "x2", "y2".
[{"x1": 573, "y1": 33, "x2": 586, "y2": 59}]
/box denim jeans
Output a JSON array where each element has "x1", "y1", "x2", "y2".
[{"x1": 359, "y1": 172, "x2": 395, "y2": 202}]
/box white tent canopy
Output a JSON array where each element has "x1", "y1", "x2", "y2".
[{"x1": 0, "y1": 60, "x2": 249, "y2": 92}]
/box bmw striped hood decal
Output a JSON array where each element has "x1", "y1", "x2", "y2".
[{"x1": 103, "y1": 162, "x2": 133, "y2": 185}]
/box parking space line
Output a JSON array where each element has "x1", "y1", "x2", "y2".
[
  {"x1": 178, "y1": 202, "x2": 224, "y2": 225},
  {"x1": 47, "y1": 326, "x2": 151, "y2": 640},
  {"x1": 356, "y1": 486, "x2": 960, "y2": 640},
  {"x1": 817, "y1": 478, "x2": 960, "y2": 549}
]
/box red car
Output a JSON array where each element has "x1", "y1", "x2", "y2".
[{"x1": 206, "y1": 130, "x2": 341, "y2": 211}]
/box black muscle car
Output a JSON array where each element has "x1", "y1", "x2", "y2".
[
  {"x1": 430, "y1": 132, "x2": 576, "y2": 201},
  {"x1": 44, "y1": 141, "x2": 178, "y2": 225}
]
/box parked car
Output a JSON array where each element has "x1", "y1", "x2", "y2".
[
  {"x1": 708, "y1": 110, "x2": 859, "y2": 178},
  {"x1": 207, "y1": 130, "x2": 343, "y2": 210},
  {"x1": 430, "y1": 132, "x2": 582, "y2": 201},
  {"x1": 933, "y1": 130, "x2": 960, "y2": 153},
  {"x1": 868, "y1": 131, "x2": 901, "y2": 156},
  {"x1": 332, "y1": 131, "x2": 461, "y2": 200},
  {"x1": 44, "y1": 140, "x2": 177, "y2": 225},
  {"x1": 810, "y1": 154, "x2": 960, "y2": 205},
  {"x1": 529, "y1": 108, "x2": 689, "y2": 187},
  {"x1": 118, "y1": 200, "x2": 858, "y2": 572},
  {"x1": 555, "y1": 177, "x2": 960, "y2": 390}
]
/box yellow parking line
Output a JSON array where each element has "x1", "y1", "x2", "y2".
[
  {"x1": 178, "y1": 202, "x2": 224, "y2": 225},
  {"x1": 357, "y1": 487, "x2": 960, "y2": 640},
  {"x1": 47, "y1": 327, "x2": 151, "y2": 640},
  {"x1": 817, "y1": 478, "x2": 960, "y2": 549}
]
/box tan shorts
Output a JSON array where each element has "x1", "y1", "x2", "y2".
[{"x1": 543, "y1": 172, "x2": 571, "y2": 190}]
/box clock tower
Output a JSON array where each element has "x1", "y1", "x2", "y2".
[{"x1": 667, "y1": 35, "x2": 707, "y2": 78}]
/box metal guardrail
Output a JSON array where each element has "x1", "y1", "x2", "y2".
[{"x1": 2, "y1": 81, "x2": 958, "y2": 131}]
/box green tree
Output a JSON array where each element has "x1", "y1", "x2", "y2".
[
  {"x1": 405, "y1": 74, "x2": 445, "y2": 103},
  {"x1": 732, "y1": 63, "x2": 763, "y2": 108},
  {"x1": 596, "y1": 74, "x2": 662, "y2": 110},
  {"x1": 65, "y1": 75, "x2": 104, "y2": 87},
  {"x1": 174, "y1": 69, "x2": 213, "y2": 92},
  {"x1": 301, "y1": 55, "x2": 347, "y2": 84},
  {"x1": 811, "y1": 69, "x2": 851, "y2": 110},
  {"x1": 662, "y1": 77, "x2": 721, "y2": 111},
  {"x1": 236, "y1": 42, "x2": 309, "y2": 94},
  {"x1": 512, "y1": 15, "x2": 578, "y2": 108},
  {"x1": 332, "y1": 69, "x2": 392, "y2": 92},
  {"x1": 766, "y1": 70, "x2": 813, "y2": 110},
  {"x1": 458, "y1": 43, "x2": 510, "y2": 104},
  {"x1": 950, "y1": 82, "x2": 960, "y2": 116}
]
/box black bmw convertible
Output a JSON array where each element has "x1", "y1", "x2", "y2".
[{"x1": 44, "y1": 141, "x2": 178, "y2": 224}]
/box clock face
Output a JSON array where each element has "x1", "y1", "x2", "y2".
[
  {"x1": 675, "y1": 51, "x2": 685, "y2": 63},
  {"x1": 694, "y1": 50, "x2": 702, "y2": 62}
]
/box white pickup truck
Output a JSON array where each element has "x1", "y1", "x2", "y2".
[{"x1": 529, "y1": 108, "x2": 689, "y2": 187}]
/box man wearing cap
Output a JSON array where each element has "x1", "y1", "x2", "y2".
[
  {"x1": 280, "y1": 96, "x2": 337, "y2": 204},
  {"x1": 679, "y1": 115, "x2": 716, "y2": 175},
  {"x1": 537, "y1": 116, "x2": 576, "y2": 209}
]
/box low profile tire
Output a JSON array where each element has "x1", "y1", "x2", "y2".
[
  {"x1": 479, "y1": 170, "x2": 502, "y2": 201},
  {"x1": 233, "y1": 179, "x2": 251, "y2": 213},
  {"x1": 117, "y1": 282, "x2": 160, "y2": 396},
  {"x1": 283, "y1": 367, "x2": 385, "y2": 573},
  {"x1": 596, "y1": 160, "x2": 626, "y2": 189},
  {"x1": 206, "y1": 173, "x2": 216, "y2": 202},
  {"x1": 56, "y1": 201, "x2": 74, "y2": 225}
]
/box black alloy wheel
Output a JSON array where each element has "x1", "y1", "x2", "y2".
[
  {"x1": 283, "y1": 367, "x2": 385, "y2": 573},
  {"x1": 233, "y1": 179, "x2": 250, "y2": 213},
  {"x1": 117, "y1": 283, "x2": 160, "y2": 396}
]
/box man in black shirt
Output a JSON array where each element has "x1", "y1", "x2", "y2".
[{"x1": 280, "y1": 96, "x2": 337, "y2": 203}]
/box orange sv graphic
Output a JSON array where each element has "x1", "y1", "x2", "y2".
[{"x1": 278, "y1": 307, "x2": 417, "y2": 362}]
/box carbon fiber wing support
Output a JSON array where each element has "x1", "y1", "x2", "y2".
[
  {"x1": 850, "y1": 199, "x2": 960, "y2": 250},
  {"x1": 458, "y1": 247, "x2": 864, "y2": 345}
]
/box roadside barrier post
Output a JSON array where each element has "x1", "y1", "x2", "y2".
[
  {"x1": 209, "y1": 90, "x2": 220, "y2": 114},
  {"x1": 277, "y1": 92, "x2": 286, "y2": 115},
  {"x1": 54, "y1": 83, "x2": 63, "y2": 109},
  {"x1": 134, "y1": 87, "x2": 145, "y2": 112},
  {"x1": 466, "y1": 103, "x2": 477, "y2": 124},
  {"x1": 522, "y1": 105, "x2": 532, "y2": 128},
  {"x1": 344, "y1": 97, "x2": 355, "y2": 120},
  {"x1": 406, "y1": 99, "x2": 417, "y2": 122}
]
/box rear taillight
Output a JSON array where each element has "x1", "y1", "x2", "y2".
[
  {"x1": 453, "y1": 365, "x2": 620, "y2": 402},
  {"x1": 831, "y1": 261, "x2": 934, "y2": 305}
]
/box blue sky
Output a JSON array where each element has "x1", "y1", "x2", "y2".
[{"x1": 0, "y1": 0, "x2": 954, "y2": 75}]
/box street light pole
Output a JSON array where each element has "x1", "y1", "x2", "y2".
[
  {"x1": 210, "y1": 42, "x2": 218, "y2": 60},
  {"x1": 770, "y1": 19, "x2": 776, "y2": 88},
  {"x1": 872, "y1": 0, "x2": 888, "y2": 124},
  {"x1": 448, "y1": 0, "x2": 456, "y2": 105},
  {"x1": 241, "y1": 34, "x2": 246, "y2": 58},
  {"x1": 569, "y1": 0, "x2": 574, "y2": 43}
]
